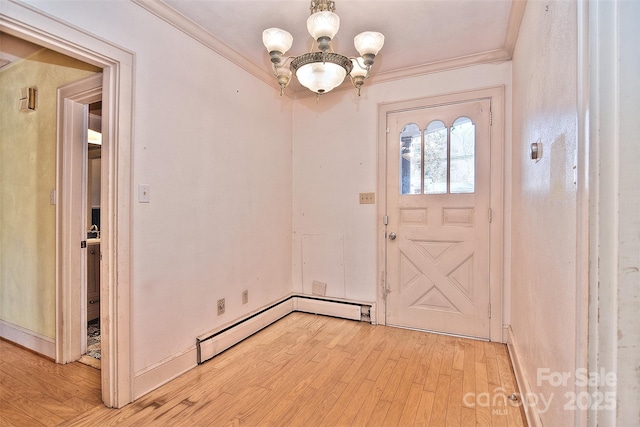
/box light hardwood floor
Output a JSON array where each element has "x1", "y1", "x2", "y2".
[{"x1": 0, "y1": 313, "x2": 526, "y2": 426}]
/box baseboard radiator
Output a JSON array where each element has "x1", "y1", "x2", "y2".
[{"x1": 196, "y1": 295, "x2": 373, "y2": 364}]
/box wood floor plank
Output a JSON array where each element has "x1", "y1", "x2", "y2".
[
  {"x1": 334, "y1": 378, "x2": 375, "y2": 426},
  {"x1": 364, "y1": 333, "x2": 394, "y2": 381},
  {"x1": 300, "y1": 380, "x2": 349, "y2": 427},
  {"x1": 414, "y1": 390, "x2": 436, "y2": 426},
  {"x1": 475, "y1": 338, "x2": 487, "y2": 363},
  {"x1": 446, "y1": 368, "x2": 464, "y2": 426},
  {"x1": 379, "y1": 355, "x2": 409, "y2": 402},
  {"x1": 0, "y1": 415, "x2": 18, "y2": 427},
  {"x1": 413, "y1": 332, "x2": 438, "y2": 386},
  {"x1": 476, "y1": 358, "x2": 493, "y2": 427},
  {"x1": 308, "y1": 347, "x2": 352, "y2": 390},
  {"x1": 462, "y1": 341, "x2": 477, "y2": 407},
  {"x1": 1, "y1": 313, "x2": 526, "y2": 427},
  {"x1": 440, "y1": 336, "x2": 456, "y2": 376},
  {"x1": 288, "y1": 379, "x2": 348, "y2": 427},
  {"x1": 387, "y1": 327, "x2": 413, "y2": 361},
  {"x1": 424, "y1": 338, "x2": 444, "y2": 392},
  {"x1": 486, "y1": 352, "x2": 502, "y2": 386},
  {"x1": 0, "y1": 343, "x2": 99, "y2": 391},
  {"x1": 323, "y1": 318, "x2": 356, "y2": 349},
  {"x1": 484, "y1": 340, "x2": 499, "y2": 359},
  {"x1": 6, "y1": 397, "x2": 65, "y2": 426},
  {"x1": 397, "y1": 382, "x2": 423, "y2": 426},
  {"x1": 461, "y1": 406, "x2": 477, "y2": 425},
  {"x1": 351, "y1": 357, "x2": 397, "y2": 426},
  {"x1": 0, "y1": 399, "x2": 47, "y2": 427},
  {"x1": 319, "y1": 345, "x2": 383, "y2": 424},
  {"x1": 430, "y1": 373, "x2": 451, "y2": 426},
  {"x1": 247, "y1": 359, "x2": 320, "y2": 425},
  {"x1": 383, "y1": 338, "x2": 426, "y2": 426},
  {"x1": 365, "y1": 400, "x2": 392, "y2": 427},
  {"x1": 452, "y1": 340, "x2": 466, "y2": 371},
  {"x1": 0, "y1": 362, "x2": 74, "y2": 403}
]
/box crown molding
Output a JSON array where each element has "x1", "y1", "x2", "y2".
[
  {"x1": 371, "y1": 49, "x2": 512, "y2": 84},
  {"x1": 133, "y1": 0, "x2": 524, "y2": 100},
  {"x1": 292, "y1": 48, "x2": 512, "y2": 99},
  {"x1": 131, "y1": 0, "x2": 295, "y2": 99},
  {"x1": 504, "y1": 0, "x2": 527, "y2": 57}
]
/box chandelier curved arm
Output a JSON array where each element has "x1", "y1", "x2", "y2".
[
  {"x1": 348, "y1": 56, "x2": 370, "y2": 96},
  {"x1": 350, "y1": 56, "x2": 371, "y2": 74},
  {"x1": 270, "y1": 56, "x2": 294, "y2": 76},
  {"x1": 270, "y1": 56, "x2": 295, "y2": 96}
]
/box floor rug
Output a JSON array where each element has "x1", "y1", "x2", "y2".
[{"x1": 87, "y1": 318, "x2": 101, "y2": 360}]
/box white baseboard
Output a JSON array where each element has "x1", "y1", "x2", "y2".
[
  {"x1": 0, "y1": 319, "x2": 55, "y2": 359},
  {"x1": 132, "y1": 294, "x2": 374, "y2": 401},
  {"x1": 294, "y1": 296, "x2": 362, "y2": 321},
  {"x1": 133, "y1": 345, "x2": 198, "y2": 400},
  {"x1": 506, "y1": 325, "x2": 542, "y2": 427},
  {"x1": 198, "y1": 295, "x2": 372, "y2": 363},
  {"x1": 197, "y1": 297, "x2": 295, "y2": 363}
]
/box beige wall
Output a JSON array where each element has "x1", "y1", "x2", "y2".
[
  {"x1": 292, "y1": 62, "x2": 512, "y2": 305},
  {"x1": 0, "y1": 47, "x2": 99, "y2": 339},
  {"x1": 511, "y1": 1, "x2": 578, "y2": 424},
  {"x1": 14, "y1": 0, "x2": 294, "y2": 375}
]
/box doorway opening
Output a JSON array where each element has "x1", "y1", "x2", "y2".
[
  {"x1": 57, "y1": 74, "x2": 103, "y2": 373},
  {"x1": 2, "y1": 1, "x2": 135, "y2": 406},
  {"x1": 79, "y1": 100, "x2": 103, "y2": 369},
  {"x1": 385, "y1": 98, "x2": 492, "y2": 339},
  {"x1": 377, "y1": 87, "x2": 505, "y2": 342}
]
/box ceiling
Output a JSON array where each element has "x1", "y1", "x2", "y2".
[
  {"x1": 0, "y1": 32, "x2": 43, "y2": 70},
  {"x1": 136, "y1": 0, "x2": 524, "y2": 97},
  {"x1": 2, "y1": 2, "x2": 526, "y2": 95}
]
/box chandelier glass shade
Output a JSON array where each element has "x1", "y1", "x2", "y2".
[{"x1": 262, "y1": 0, "x2": 384, "y2": 96}]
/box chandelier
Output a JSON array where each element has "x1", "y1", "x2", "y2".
[{"x1": 262, "y1": 0, "x2": 384, "y2": 97}]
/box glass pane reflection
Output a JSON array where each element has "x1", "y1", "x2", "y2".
[
  {"x1": 450, "y1": 117, "x2": 475, "y2": 194},
  {"x1": 400, "y1": 123, "x2": 422, "y2": 194},
  {"x1": 424, "y1": 121, "x2": 447, "y2": 194}
]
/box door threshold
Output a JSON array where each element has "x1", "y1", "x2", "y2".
[
  {"x1": 387, "y1": 323, "x2": 490, "y2": 342},
  {"x1": 78, "y1": 355, "x2": 101, "y2": 370}
]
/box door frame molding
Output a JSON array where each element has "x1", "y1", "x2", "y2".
[
  {"x1": 1, "y1": 1, "x2": 134, "y2": 407},
  {"x1": 377, "y1": 86, "x2": 505, "y2": 342},
  {"x1": 57, "y1": 74, "x2": 102, "y2": 363}
]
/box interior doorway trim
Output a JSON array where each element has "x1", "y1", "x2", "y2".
[
  {"x1": 57, "y1": 74, "x2": 102, "y2": 364},
  {"x1": 376, "y1": 86, "x2": 505, "y2": 342},
  {"x1": 1, "y1": 1, "x2": 134, "y2": 408}
]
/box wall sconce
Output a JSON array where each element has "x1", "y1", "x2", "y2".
[
  {"x1": 530, "y1": 140, "x2": 542, "y2": 162},
  {"x1": 19, "y1": 87, "x2": 37, "y2": 112}
]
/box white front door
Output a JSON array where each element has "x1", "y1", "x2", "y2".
[{"x1": 385, "y1": 98, "x2": 492, "y2": 339}]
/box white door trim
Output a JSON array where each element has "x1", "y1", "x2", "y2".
[
  {"x1": 1, "y1": 1, "x2": 134, "y2": 408},
  {"x1": 57, "y1": 75, "x2": 102, "y2": 364},
  {"x1": 377, "y1": 86, "x2": 505, "y2": 342}
]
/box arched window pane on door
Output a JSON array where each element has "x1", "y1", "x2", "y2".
[
  {"x1": 399, "y1": 123, "x2": 421, "y2": 194},
  {"x1": 424, "y1": 120, "x2": 447, "y2": 194},
  {"x1": 450, "y1": 116, "x2": 475, "y2": 193}
]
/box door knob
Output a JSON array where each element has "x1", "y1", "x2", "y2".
[{"x1": 388, "y1": 232, "x2": 397, "y2": 240}]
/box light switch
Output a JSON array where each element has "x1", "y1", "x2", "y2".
[{"x1": 138, "y1": 184, "x2": 151, "y2": 203}]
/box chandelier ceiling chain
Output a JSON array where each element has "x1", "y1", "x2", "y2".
[{"x1": 262, "y1": 0, "x2": 384, "y2": 97}]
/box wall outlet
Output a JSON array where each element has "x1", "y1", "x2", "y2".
[
  {"x1": 359, "y1": 192, "x2": 375, "y2": 204},
  {"x1": 217, "y1": 298, "x2": 225, "y2": 315},
  {"x1": 242, "y1": 290, "x2": 248, "y2": 305}
]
